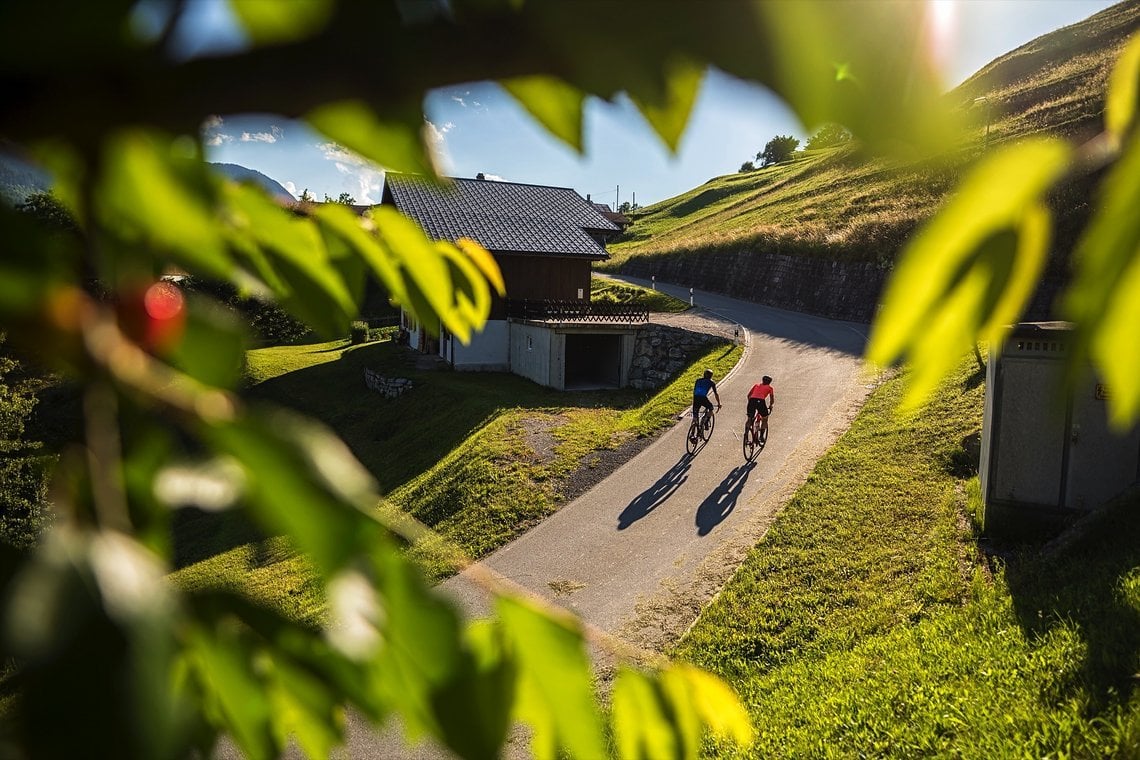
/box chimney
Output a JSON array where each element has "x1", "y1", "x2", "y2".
[
  {"x1": 586, "y1": 194, "x2": 591, "y2": 201},
  {"x1": 476, "y1": 172, "x2": 485, "y2": 180}
]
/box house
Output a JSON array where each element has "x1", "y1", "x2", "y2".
[
  {"x1": 381, "y1": 174, "x2": 647, "y2": 390},
  {"x1": 587, "y1": 197, "x2": 632, "y2": 230}
]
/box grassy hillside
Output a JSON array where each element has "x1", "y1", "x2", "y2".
[
  {"x1": 675, "y1": 355, "x2": 1140, "y2": 756},
  {"x1": 173, "y1": 334, "x2": 741, "y2": 615},
  {"x1": 603, "y1": 0, "x2": 1140, "y2": 273}
]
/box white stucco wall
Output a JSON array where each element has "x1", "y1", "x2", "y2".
[{"x1": 451, "y1": 320, "x2": 510, "y2": 371}]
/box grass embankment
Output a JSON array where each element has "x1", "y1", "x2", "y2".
[
  {"x1": 591, "y1": 275, "x2": 690, "y2": 313},
  {"x1": 603, "y1": 1, "x2": 1139, "y2": 271},
  {"x1": 675, "y1": 356, "x2": 1140, "y2": 756},
  {"x1": 174, "y1": 333, "x2": 741, "y2": 617}
]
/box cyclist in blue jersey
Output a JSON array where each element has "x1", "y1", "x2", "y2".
[{"x1": 692, "y1": 369, "x2": 722, "y2": 422}]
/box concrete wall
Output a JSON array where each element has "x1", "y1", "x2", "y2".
[
  {"x1": 511, "y1": 322, "x2": 561, "y2": 388},
  {"x1": 450, "y1": 320, "x2": 510, "y2": 371}
]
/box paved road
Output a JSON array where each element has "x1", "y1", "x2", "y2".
[
  {"x1": 269, "y1": 277, "x2": 875, "y2": 759},
  {"x1": 440, "y1": 276, "x2": 872, "y2": 637}
]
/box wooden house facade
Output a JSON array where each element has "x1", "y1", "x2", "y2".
[{"x1": 381, "y1": 174, "x2": 645, "y2": 389}]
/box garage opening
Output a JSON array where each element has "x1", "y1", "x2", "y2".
[{"x1": 565, "y1": 333, "x2": 622, "y2": 389}]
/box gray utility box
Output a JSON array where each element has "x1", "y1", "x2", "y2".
[{"x1": 979, "y1": 322, "x2": 1140, "y2": 536}]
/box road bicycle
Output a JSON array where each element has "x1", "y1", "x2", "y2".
[
  {"x1": 742, "y1": 414, "x2": 767, "y2": 461},
  {"x1": 686, "y1": 404, "x2": 717, "y2": 455}
]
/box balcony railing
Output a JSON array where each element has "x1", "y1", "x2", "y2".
[{"x1": 506, "y1": 299, "x2": 649, "y2": 324}]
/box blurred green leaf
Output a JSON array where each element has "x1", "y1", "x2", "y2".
[
  {"x1": 456, "y1": 237, "x2": 505, "y2": 297},
  {"x1": 307, "y1": 100, "x2": 436, "y2": 176},
  {"x1": 629, "y1": 57, "x2": 705, "y2": 154},
  {"x1": 1106, "y1": 31, "x2": 1140, "y2": 144},
  {"x1": 3, "y1": 528, "x2": 192, "y2": 759},
  {"x1": 498, "y1": 595, "x2": 606, "y2": 760},
  {"x1": 98, "y1": 131, "x2": 233, "y2": 281},
  {"x1": 223, "y1": 182, "x2": 356, "y2": 337},
  {"x1": 188, "y1": 624, "x2": 277, "y2": 759},
  {"x1": 230, "y1": 0, "x2": 332, "y2": 45},
  {"x1": 314, "y1": 202, "x2": 406, "y2": 308},
  {"x1": 202, "y1": 408, "x2": 381, "y2": 577},
  {"x1": 430, "y1": 621, "x2": 516, "y2": 760},
  {"x1": 264, "y1": 654, "x2": 344, "y2": 759},
  {"x1": 1063, "y1": 131, "x2": 1140, "y2": 426},
  {"x1": 502, "y1": 75, "x2": 586, "y2": 152},
  {"x1": 371, "y1": 205, "x2": 493, "y2": 342},
  {"x1": 665, "y1": 664, "x2": 752, "y2": 749},
  {"x1": 613, "y1": 666, "x2": 685, "y2": 760},
  {"x1": 868, "y1": 139, "x2": 1070, "y2": 410},
  {"x1": 165, "y1": 294, "x2": 248, "y2": 389}
]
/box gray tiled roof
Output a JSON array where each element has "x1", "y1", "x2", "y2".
[{"x1": 382, "y1": 175, "x2": 618, "y2": 258}]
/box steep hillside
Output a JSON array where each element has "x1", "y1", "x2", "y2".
[{"x1": 603, "y1": 0, "x2": 1140, "y2": 320}]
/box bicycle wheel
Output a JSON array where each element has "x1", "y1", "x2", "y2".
[
  {"x1": 685, "y1": 420, "x2": 700, "y2": 455},
  {"x1": 742, "y1": 424, "x2": 757, "y2": 460}
]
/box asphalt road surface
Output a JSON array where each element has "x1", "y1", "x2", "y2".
[{"x1": 253, "y1": 276, "x2": 876, "y2": 760}]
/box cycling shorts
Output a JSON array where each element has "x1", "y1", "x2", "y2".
[{"x1": 747, "y1": 397, "x2": 770, "y2": 419}]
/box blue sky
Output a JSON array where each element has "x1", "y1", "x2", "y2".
[{"x1": 199, "y1": 0, "x2": 1120, "y2": 208}]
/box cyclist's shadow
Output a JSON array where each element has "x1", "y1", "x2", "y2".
[
  {"x1": 617, "y1": 455, "x2": 692, "y2": 530},
  {"x1": 695, "y1": 460, "x2": 756, "y2": 536}
]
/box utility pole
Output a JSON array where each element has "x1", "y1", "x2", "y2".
[{"x1": 616, "y1": 185, "x2": 619, "y2": 211}]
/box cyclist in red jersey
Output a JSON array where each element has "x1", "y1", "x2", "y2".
[{"x1": 746, "y1": 375, "x2": 775, "y2": 442}]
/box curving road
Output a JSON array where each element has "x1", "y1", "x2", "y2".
[
  {"x1": 271, "y1": 277, "x2": 876, "y2": 759},
  {"x1": 439, "y1": 275, "x2": 873, "y2": 644}
]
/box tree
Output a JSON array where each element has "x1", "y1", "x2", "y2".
[
  {"x1": 324, "y1": 192, "x2": 356, "y2": 204},
  {"x1": 299, "y1": 188, "x2": 315, "y2": 202},
  {"x1": 806, "y1": 122, "x2": 852, "y2": 150},
  {"x1": 2, "y1": 2, "x2": 1140, "y2": 758},
  {"x1": 739, "y1": 160, "x2": 756, "y2": 172},
  {"x1": 757, "y1": 135, "x2": 800, "y2": 166}
]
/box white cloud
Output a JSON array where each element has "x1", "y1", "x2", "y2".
[
  {"x1": 201, "y1": 115, "x2": 234, "y2": 147},
  {"x1": 284, "y1": 180, "x2": 297, "y2": 195},
  {"x1": 451, "y1": 95, "x2": 467, "y2": 107},
  {"x1": 241, "y1": 125, "x2": 283, "y2": 144},
  {"x1": 316, "y1": 141, "x2": 384, "y2": 204},
  {"x1": 481, "y1": 173, "x2": 505, "y2": 181}
]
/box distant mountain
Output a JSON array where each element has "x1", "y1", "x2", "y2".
[
  {"x1": 1, "y1": 155, "x2": 296, "y2": 207},
  {"x1": 209, "y1": 163, "x2": 295, "y2": 202},
  {"x1": 0, "y1": 152, "x2": 50, "y2": 206}
]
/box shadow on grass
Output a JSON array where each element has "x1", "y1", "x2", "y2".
[
  {"x1": 1003, "y1": 490, "x2": 1140, "y2": 711},
  {"x1": 247, "y1": 341, "x2": 648, "y2": 494}
]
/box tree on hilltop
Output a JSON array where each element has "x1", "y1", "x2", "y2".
[
  {"x1": 807, "y1": 123, "x2": 852, "y2": 150},
  {"x1": 739, "y1": 160, "x2": 756, "y2": 173},
  {"x1": 757, "y1": 135, "x2": 800, "y2": 166}
]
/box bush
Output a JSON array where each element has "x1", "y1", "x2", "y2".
[{"x1": 177, "y1": 277, "x2": 310, "y2": 345}]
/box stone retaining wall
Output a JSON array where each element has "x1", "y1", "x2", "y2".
[
  {"x1": 629, "y1": 324, "x2": 727, "y2": 390},
  {"x1": 616, "y1": 249, "x2": 1065, "y2": 324},
  {"x1": 364, "y1": 369, "x2": 414, "y2": 398}
]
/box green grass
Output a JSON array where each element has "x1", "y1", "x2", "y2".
[
  {"x1": 673, "y1": 356, "x2": 1140, "y2": 757},
  {"x1": 172, "y1": 337, "x2": 742, "y2": 615},
  {"x1": 590, "y1": 275, "x2": 691, "y2": 313}
]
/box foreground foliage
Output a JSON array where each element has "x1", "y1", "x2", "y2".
[
  {"x1": 2, "y1": 0, "x2": 1139, "y2": 757},
  {"x1": 677, "y1": 357, "x2": 1140, "y2": 756}
]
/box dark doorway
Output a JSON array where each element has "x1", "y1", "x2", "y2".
[{"x1": 565, "y1": 333, "x2": 622, "y2": 389}]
